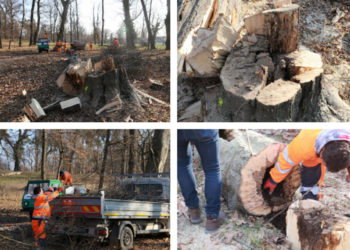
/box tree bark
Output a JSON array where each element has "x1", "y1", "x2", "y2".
[
  {"x1": 98, "y1": 129, "x2": 111, "y2": 190},
  {"x1": 18, "y1": 0, "x2": 25, "y2": 47},
  {"x1": 122, "y1": 0, "x2": 136, "y2": 49},
  {"x1": 57, "y1": 0, "x2": 70, "y2": 41},
  {"x1": 165, "y1": 0, "x2": 170, "y2": 50},
  {"x1": 41, "y1": 130, "x2": 47, "y2": 180},
  {"x1": 75, "y1": 0, "x2": 79, "y2": 40},
  {"x1": 29, "y1": 0, "x2": 36, "y2": 46},
  {"x1": 0, "y1": 7, "x2": 2, "y2": 49},
  {"x1": 145, "y1": 130, "x2": 170, "y2": 173},
  {"x1": 286, "y1": 200, "x2": 350, "y2": 250},
  {"x1": 33, "y1": 0, "x2": 41, "y2": 45},
  {"x1": 194, "y1": 131, "x2": 301, "y2": 216}
]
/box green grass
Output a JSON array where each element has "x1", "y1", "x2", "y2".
[{"x1": 0, "y1": 172, "x2": 48, "y2": 184}]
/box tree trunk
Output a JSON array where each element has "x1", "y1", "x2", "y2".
[
  {"x1": 41, "y1": 130, "x2": 47, "y2": 180},
  {"x1": 98, "y1": 129, "x2": 111, "y2": 190},
  {"x1": 165, "y1": 0, "x2": 170, "y2": 50},
  {"x1": 56, "y1": 146, "x2": 64, "y2": 179},
  {"x1": 57, "y1": 0, "x2": 70, "y2": 41},
  {"x1": 0, "y1": 7, "x2": 2, "y2": 49},
  {"x1": 140, "y1": 0, "x2": 155, "y2": 49},
  {"x1": 194, "y1": 131, "x2": 301, "y2": 216},
  {"x1": 145, "y1": 130, "x2": 170, "y2": 173},
  {"x1": 29, "y1": 0, "x2": 36, "y2": 46},
  {"x1": 244, "y1": 4, "x2": 299, "y2": 54},
  {"x1": 286, "y1": 200, "x2": 350, "y2": 250},
  {"x1": 18, "y1": 0, "x2": 25, "y2": 47},
  {"x1": 75, "y1": 0, "x2": 79, "y2": 40},
  {"x1": 13, "y1": 144, "x2": 21, "y2": 171},
  {"x1": 122, "y1": 0, "x2": 136, "y2": 49},
  {"x1": 127, "y1": 130, "x2": 135, "y2": 174},
  {"x1": 101, "y1": 0, "x2": 104, "y2": 46},
  {"x1": 33, "y1": 0, "x2": 41, "y2": 45},
  {"x1": 69, "y1": 3, "x2": 73, "y2": 42}
]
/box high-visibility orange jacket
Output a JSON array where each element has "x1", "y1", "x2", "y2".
[
  {"x1": 32, "y1": 190, "x2": 59, "y2": 220},
  {"x1": 270, "y1": 129, "x2": 350, "y2": 183},
  {"x1": 59, "y1": 171, "x2": 72, "y2": 185}
]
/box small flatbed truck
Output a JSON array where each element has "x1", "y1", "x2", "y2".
[{"x1": 48, "y1": 173, "x2": 170, "y2": 249}]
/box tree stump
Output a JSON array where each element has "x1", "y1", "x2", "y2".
[
  {"x1": 286, "y1": 200, "x2": 350, "y2": 250},
  {"x1": 244, "y1": 4, "x2": 300, "y2": 54},
  {"x1": 195, "y1": 131, "x2": 301, "y2": 216},
  {"x1": 256, "y1": 79, "x2": 302, "y2": 122},
  {"x1": 284, "y1": 50, "x2": 323, "y2": 77}
]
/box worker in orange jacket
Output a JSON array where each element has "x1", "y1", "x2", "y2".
[
  {"x1": 264, "y1": 129, "x2": 350, "y2": 200},
  {"x1": 63, "y1": 40, "x2": 67, "y2": 52},
  {"x1": 57, "y1": 40, "x2": 62, "y2": 52},
  {"x1": 32, "y1": 186, "x2": 62, "y2": 248},
  {"x1": 113, "y1": 38, "x2": 120, "y2": 48},
  {"x1": 59, "y1": 170, "x2": 72, "y2": 186},
  {"x1": 89, "y1": 42, "x2": 93, "y2": 51},
  {"x1": 44, "y1": 32, "x2": 48, "y2": 39}
]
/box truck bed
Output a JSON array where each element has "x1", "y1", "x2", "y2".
[{"x1": 51, "y1": 193, "x2": 170, "y2": 220}]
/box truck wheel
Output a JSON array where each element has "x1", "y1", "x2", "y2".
[{"x1": 120, "y1": 226, "x2": 133, "y2": 250}]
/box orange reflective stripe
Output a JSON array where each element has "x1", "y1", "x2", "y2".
[{"x1": 81, "y1": 206, "x2": 100, "y2": 212}]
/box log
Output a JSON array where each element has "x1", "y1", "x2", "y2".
[
  {"x1": 57, "y1": 58, "x2": 93, "y2": 96},
  {"x1": 178, "y1": 101, "x2": 202, "y2": 122},
  {"x1": 194, "y1": 131, "x2": 301, "y2": 216},
  {"x1": 220, "y1": 35, "x2": 270, "y2": 121},
  {"x1": 244, "y1": 4, "x2": 299, "y2": 53},
  {"x1": 185, "y1": 15, "x2": 239, "y2": 76},
  {"x1": 94, "y1": 57, "x2": 115, "y2": 72},
  {"x1": 135, "y1": 89, "x2": 170, "y2": 107},
  {"x1": 284, "y1": 50, "x2": 323, "y2": 77},
  {"x1": 286, "y1": 200, "x2": 350, "y2": 250},
  {"x1": 256, "y1": 79, "x2": 302, "y2": 122}
]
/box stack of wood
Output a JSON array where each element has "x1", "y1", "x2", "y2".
[
  {"x1": 177, "y1": 0, "x2": 242, "y2": 76},
  {"x1": 286, "y1": 200, "x2": 350, "y2": 250},
  {"x1": 193, "y1": 131, "x2": 301, "y2": 216}
]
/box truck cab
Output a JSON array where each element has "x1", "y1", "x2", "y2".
[
  {"x1": 22, "y1": 179, "x2": 62, "y2": 218},
  {"x1": 37, "y1": 38, "x2": 49, "y2": 53}
]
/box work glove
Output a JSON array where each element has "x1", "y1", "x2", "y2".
[
  {"x1": 346, "y1": 167, "x2": 350, "y2": 183},
  {"x1": 58, "y1": 187, "x2": 64, "y2": 192},
  {"x1": 263, "y1": 178, "x2": 277, "y2": 195}
]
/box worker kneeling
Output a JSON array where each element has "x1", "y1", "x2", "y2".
[
  {"x1": 59, "y1": 170, "x2": 72, "y2": 186},
  {"x1": 32, "y1": 186, "x2": 62, "y2": 249},
  {"x1": 264, "y1": 129, "x2": 350, "y2": 200}
]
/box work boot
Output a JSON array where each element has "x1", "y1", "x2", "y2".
[
  {"x1": 205, "y1": 211, "x2": 225, "y2": 234},
  {"x1": 188, "y1": 207, "x2": 202, "y2": 224}
]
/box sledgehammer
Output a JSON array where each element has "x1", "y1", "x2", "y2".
[{"x1": 23, "y1": 97, "x2": 81, "y2": 121}]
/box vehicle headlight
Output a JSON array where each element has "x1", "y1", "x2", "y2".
[{"x1": 24, "y1": 201, "x2": 28, "y2": 206}]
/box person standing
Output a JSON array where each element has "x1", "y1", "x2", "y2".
[
  {"x1": 59, "y1": 170, "x2": 72, "y2": 186},
  {"x1": 178, "y1": 129, "x2": 225, "y2": 233}
]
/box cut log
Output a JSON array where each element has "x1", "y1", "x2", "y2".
[
  {"x1": 273, "y1": 0, "x2": 292, "y2": 8},
  {"x1": 194, "y1": 131, "x2": 301, "y2": 216},
  {"x1": 57, "y1": 58, "x2": 93, "y2": 96},
  {"x1": 185, "y1": 15, "x2": 239, "y2": 77},
  {"x1": 256, "y1": 79, "x2": 302, "y2": 122},
  {"x1": 286, "y1": 200, "x2": 350, "y2": 250},
  {"x1": 244, "y1": 4, "x2": 299, "y2": 53},
  {"x1": 220, "y1": 35, "x2": 269, "y2": 121},
  {"x1": 284, "y1": 50, "x2": 323, "y2": 77},
  {"x1": 94, "y1": 57, "x2": 115, "y2": 72},
  {"x1": 178, "y1": 101, "x2": 202, "y2": 122},
  {"x1": 135, "y1": 89, "x2": 170, "y2": 107}
]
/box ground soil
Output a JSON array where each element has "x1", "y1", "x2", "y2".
[
  {"x1": 177, "y1": 130, "x2": 350, "y2": 249},
  {"x1": 0, "y1": 47, "x2": 170, "y2": 122},
  {"x1": 0, "y1": 172, "x2": 170, "y2": 249}
]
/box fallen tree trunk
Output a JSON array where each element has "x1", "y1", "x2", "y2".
[
  {"x1": 287, "y1": 200, "x2": 350, "y2": 250},
  {"x1": 195, "y1": 131, "x2": 301, "y2": 216}
]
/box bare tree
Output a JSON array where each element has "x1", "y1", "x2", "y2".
[
  {"x1": 29, "y1": 0, "x2": 36, "y2": 45},
  {"x1": 165, "y1": 0, "x2": 170, "y2": 50},
  {"x1": 69, "y1": 1, "x2": 72, "y2": 41},
  {"x1": 33, "y1": 0, "x2": 40, "y2": 45},
  {"x1": 41, "y1": 130, "x2": 47, "y2": 179},
  {"x1": 121, "y1": 0, "x2": 136, "y2": 49},
  {"x1": 0, "y1": 3, "x2": 3, "y2": 48},
  {"x1": 18, "y1": 0, "x2": 24, "y2": 47},
  {"x1": 5, "y1": 0, "x2": 21, "y2": 49},
  {"x1": 140, "y1": 0, "x2": 154, "y2": 49},
  {"x1": 98, "y1": 130, "x2": 111, "y2": 190},
  {"x1": 101, "y1": 0, "x2": 104, "y2": 46},
  {"x1": 56, "y1": 0, "x2": 70, "y2": 41},
  {"x1": 145, "y1": 130, "x2": 170, "y2": 173},
  {"x1": 74, "y1": 0, "x2": 79, "y2": 40}
]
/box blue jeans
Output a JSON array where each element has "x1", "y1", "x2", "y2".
[{"x1": 178, "y1": 130, "x2": 221, "y2": 218}]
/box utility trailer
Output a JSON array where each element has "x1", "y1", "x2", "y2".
[{"x1": 48, "y1": 173, "x2": 170, "y2": 249}]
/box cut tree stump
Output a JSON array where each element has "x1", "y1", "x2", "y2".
[
  {"x1": 256, "y1": 79, "x2": 302, "y2": 122},
  {"x1": 185, "y1": 15, "x2": 239, "y2": 76},
  {"x1": 284, "y1": 49, "x2": 323, "y2": 77},
  {"x1": 56, "y1": 57, "x2": 92, "y2": 96},
  {"x1": 286, "y1": 200, "x2": 350, "y2": 250},
  {"x1": 194, "y1": 131, "x2": 301, "y2": 216},
  {"x1": 244, "y1": 4, "x2": 299, "y2": 53}
]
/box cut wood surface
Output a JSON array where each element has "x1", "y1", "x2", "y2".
[
  {"x1": 285, "y1": 49, "x2": 323, "y2": 76},
  {"x1": 194, "y1": 131, "x2": 301, "y2": 216},
  {"x1": 256, "y1": 79, "x2": 302, "y2": 122},
  {"x1": 186, "y1": 15, "x2": 238, "y2": 76},
  {"x1": 287, "y1": 200, "x2": 350, "y2": 250}
]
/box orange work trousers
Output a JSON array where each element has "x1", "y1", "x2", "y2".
[{"x1": 32, "y1": 219, "x2": 46, "y2": 247}]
